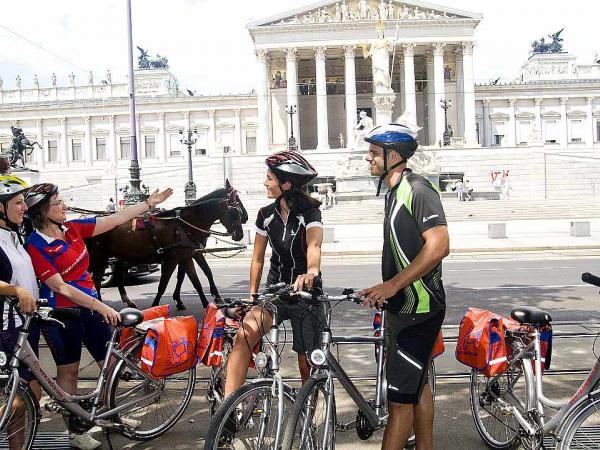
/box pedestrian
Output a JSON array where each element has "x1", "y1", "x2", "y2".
[
  {"x1": 360, "y1": 122, "x2": 449, "y2": 450},
  {"x1": 464, "y1": 179, "x2": 474, "y2": 201},
  {"x1": 501, "y1": 175, "x2": 511, "y2": 200},
  {"x1": 455, "y1": 179, "x2": 465, "y2": 201},
  {"x1": 106, "y1": 197, "x2": 117, "y2": 213}
]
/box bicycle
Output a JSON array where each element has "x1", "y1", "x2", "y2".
[
  {"x1": 203, "y1": 283, "x2": 304, "y2": 450},
  {"x1": 0, "y1": 298, "x2": 196, "y2": 448},
  {"x1": 469, "y1": 272, "x2": 600, "y2": 449},
  {"x1": 281, "y1": 288, "x2": 436, "y2": 450}
]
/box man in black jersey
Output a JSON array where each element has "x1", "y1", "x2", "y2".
[
  {"x1": 358, "y1": 123, "x2": 449, "y2": 450},
  {"x1": 224, "y1": 151, "x2": 325, "y2": 398}
]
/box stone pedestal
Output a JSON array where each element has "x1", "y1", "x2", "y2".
[
  {"x1": 336, "y1": 175, "x2": 378, "y2": 193},
  {"x1": 570, "y1": 221, "x2": 590, "y2": 237},
  {"x1": 373, "y1": 94, "x2": 396, "y2": 126}
]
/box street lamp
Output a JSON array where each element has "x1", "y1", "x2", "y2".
[
  {"x1": 222, "y1": 145, "x2": 231, "y2": 186},
  {"x1": 180, "y1": 127, "x2": 198, "y2": 205},
  {"x1": 285, "y1": 105, "x2": 298, "y2": 151},
  {"x1": 123, "y1": 0, "x2": 147, "y2": 205},
  {"x1": 440, "y1": 98, "x2": 453, "y2": 147}
]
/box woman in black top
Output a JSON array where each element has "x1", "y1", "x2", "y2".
[{"x1": 224, "y1": 151, "x2": 324, "y2": 397}]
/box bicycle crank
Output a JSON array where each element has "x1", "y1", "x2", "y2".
[{"x1": 356, "y1": 410, "x2": 375, "y2": 440}]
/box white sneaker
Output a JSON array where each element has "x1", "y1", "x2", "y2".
[
  {"x1": 120, "y1": 417, "x2": 142, "y2": 429},
  {"x1": 69, "y1": 432, "x2": 101, "y2": 450}
]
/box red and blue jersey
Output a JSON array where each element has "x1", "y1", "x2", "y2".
[{"x1": 25, "y1": 218, "x2": 97, "y2": 308}]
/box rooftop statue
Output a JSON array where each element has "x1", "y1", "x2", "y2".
[
  {"x1": 137, "y1": 46, "x2": 169, "y2": 70},
  {"x1": 531, "y1": 28, "x2": 565, "y2": 55}
]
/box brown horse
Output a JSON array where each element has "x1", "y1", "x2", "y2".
[{"x1": 87, "y1": 187, "x2": 245, "y2": 310}]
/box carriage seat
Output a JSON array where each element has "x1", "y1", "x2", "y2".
[
  {"x1": 119, "y1": 308, "x2": 144, "y2": 327},
  {"x1": 510, "y1": 306, "x2": 552, "y2": 325}
]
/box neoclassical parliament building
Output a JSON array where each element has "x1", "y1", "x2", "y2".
[{"x1": 1, "y1": 0, "x2": 600, "y2": 206}]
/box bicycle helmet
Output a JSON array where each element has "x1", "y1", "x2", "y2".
[
  {"x1": 364, "y1": 123, "x2": 419, "y2": 196},
  {"x1": 265, "y1": 151, "x2": 318, "y2": 188},
  {"x1": 25, "y1": 183, "x2": 59, "y2": 218},
  {"x1": 0, "y1": 175, "x2": 30, "y2": 231}
]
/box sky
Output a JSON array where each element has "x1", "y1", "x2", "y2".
[{"x1": 0, "y1": 0, "x2": 598, "y2": 95}]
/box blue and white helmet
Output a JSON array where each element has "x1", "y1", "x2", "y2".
[{"x1": 364, "y1": 123, "x2": 419, "y2": 160}]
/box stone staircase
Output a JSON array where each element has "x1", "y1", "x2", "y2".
[{"x1": 319, "y1": 197, "x2": 600, "y2": 224}]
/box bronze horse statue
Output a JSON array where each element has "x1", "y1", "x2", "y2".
[
  {"x1": 87, "y1": 185, "x2": 246, "y2": 310},
  {"x1": 7, "y1": 126, "x2": 41, "y2": 168}
]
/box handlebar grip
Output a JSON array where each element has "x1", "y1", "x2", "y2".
[
  {"x1": 49, "y1": 308, "x2": 81, "y2": 321},
  {"x1": 582, "y1": 272, "x2": 600, "y2": 288}
]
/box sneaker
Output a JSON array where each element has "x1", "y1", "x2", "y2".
[
  {"x1": 120, "y1": 417, "x2": 142, "y2": 429},
  {"x1": 69, "y1": 432, "x2": 101, "y2": 450}
]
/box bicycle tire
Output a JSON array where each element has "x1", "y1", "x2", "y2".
[
  {"x1": 204, "y1": 379, "x2": 295, "y2": 450},
  {"x1": 469, "y1": 363, "x2": 527, "y2": 449},
  {"x1": 0, "y1": 377, "x2": 40, "y2": 450},
  {"x1": 107, "y1": 341, "x2": 196, "y2": 440},
  {"x1": 558, "y1": 395, "x2": 600, "y2": 449},
  {"x1": 281, "y1": 375, "x2": 336, "y2": 450}
]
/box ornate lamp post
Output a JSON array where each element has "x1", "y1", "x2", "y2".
[
  {"x1": 440, "y1": 98, "x2": 453, "y2": 147},
  {"x1": 222, "y1": 145, "x2": 231, "y2": 186},
  {"x1": 285, "y1": 105, "x2": 298, "y2": 151},
  {"x1": 180, "y1": 127, "x2": 198, "y2": 205},
  {"x1": 123, "y1": 0, "x2": 147, "y2": 204}
]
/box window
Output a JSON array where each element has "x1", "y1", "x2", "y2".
[
  {"x1": 169, "y1": 134, "x2": 181, "y2": 156},
  {"x1": 71, "y1": 139, "x2": 82, "y2": 161},
  {"x1": 47, "y1": 140, "x2": 58, "y2": 162},
  {"x1": 517, "y1": 120, "x2": 531, "y2": 145},
  {"x1": 570, "y1": 119, "x2": 583, "y2": 143},
  {"x1": 491, "y1": 121, "x2": 506, "y2": 146},
  {"x1": 544, "y1": 120, "x2": 558, "y2": 144},
  {"x1": 597, "y1": 120, "x2": 600, "y2": 142},
  {"x1": 245, "y1": 134, "x2": 257, "y2": 154},
  {"x1": 144, "y1": 135, "x2": 156, "y2": 158},
  {"x1": 120, "y1": 137, "x2": 131, "y2": 159},
  {"x1": 475, "y1": 122, "x2": 480, "y2": 145},
  {"x1": 195, "y1": 131, "x2": 207, "y2": 156},
  {"x1": 96, "y1": 137, "x2": 106, "y2": 160},
  {"x1": 218, "y1": 130, "x2": 233, "y2": 150}
]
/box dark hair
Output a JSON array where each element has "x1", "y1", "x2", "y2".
[
  {"x1": 283, "y1": 187, "x2": 321, "y2": 213},
  {"x1": 29, "y1": 196, "x2": 51, "y2": 231}
]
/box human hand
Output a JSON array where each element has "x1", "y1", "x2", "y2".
[
  {"x1": 95, "y1": 302, "x2": 121, "y2": 326},
  {"x1": 16, "y1": 287, "x2": 37, "y2": 314},
  {"x1": 357, "y1": 280, "x2": 398, "y2": 309},
  {"x1": 293, "y1": 272, "x2": 318, "y2": 292},
  {"x1": 147, "y1": 188, "x2": 174, "y2": 208}
]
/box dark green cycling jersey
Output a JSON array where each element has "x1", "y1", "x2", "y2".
[{"x1": 382, "y1": 169, "x2": 447, "y2": 315}]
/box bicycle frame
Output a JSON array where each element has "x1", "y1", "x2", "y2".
[{"x1": 0, "y1": 314, "x2": 162, "y2": 431}]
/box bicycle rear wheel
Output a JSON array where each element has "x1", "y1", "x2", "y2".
[
  {"x1": 469, "y1": 362, "x2": 527, "y2": 449},
  {"x1": 0, "y1": 377, "x2": 39, "y2": 449},
  {"x1": 204, "y1": 379, "x2": 295, "y2": 450},
  {"x1": 282, "y1": 376, "x2": 336, "y2": 450},
  {"x1": 559, "y1": 396, "x2": 600, "y2": 449},
  {"x1": 107, "y1": 344, "x2": 196, "y2": 440}
]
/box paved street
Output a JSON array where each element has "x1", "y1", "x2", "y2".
[{"x1": 30, "y1": 251, "x2": 600, "y2": 449}]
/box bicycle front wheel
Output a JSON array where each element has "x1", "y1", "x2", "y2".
[
  {"x1": 469, "y1": 363, "x2": 527, "y2": 449},
  {"x1": 559, "y1": 395, "x2": 600, "y2": 449},
  {"x1": 107, "y1": 353, "x2": 196, "y2": 440},
  {"x1": 0, "y1": 377, "x2": 39, "y2": 449},
  {"x1": 204, "y1": 379, "x2": 295, "y2": 450}
]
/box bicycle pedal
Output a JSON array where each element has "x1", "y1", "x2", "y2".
[{"x1": 44, "y1": 401, "x2": 67, "y2": 415}]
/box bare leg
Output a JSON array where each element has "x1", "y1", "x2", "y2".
[
  {"x1": 382, "y1": 401, "x2": 414, "y2": 450},
  {"x1": 224, "y1": 307, "x2": 272, "y2": 398},
  {"x1": 297, "y1": 354, "x2": 311, "y2": 384},
  {"x1": 413, "y1": 385, "x2": 434, "y2": 450}
]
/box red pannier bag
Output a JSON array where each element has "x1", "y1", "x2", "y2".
[
  {"x1": 120, "y1": 305, "x2": 170, "y2": 350},
  {"x1": 432, "y1": 330, "x2": 445, "y2": 358},
  {"x1": 140, "y1": 316, "x2": 198, "y2": 378},
  {"x1": 456, "y1": 308, "x2": 509, "y2": 377}
]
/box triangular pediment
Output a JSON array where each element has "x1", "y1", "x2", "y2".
[{"x1": 248, "y1": 0, "x2": 481, "y2": 28}]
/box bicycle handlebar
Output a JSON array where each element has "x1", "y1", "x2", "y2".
[{"x1": 582, "y1": 272, "x2": 600, "y2": 288}]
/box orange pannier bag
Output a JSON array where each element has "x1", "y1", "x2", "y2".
[
  {"x1": 456, "y1": 308, "x2": 509, "y2": 377},
  {"x1": 140, "y1": 316, "x2": 198, "y2": 378},
  {"x1": 120, "y1": 305, "x2": 170, "y2": 350},
  {"x1": 432, "y1": 330, "x2": 445, "y2": 358}
]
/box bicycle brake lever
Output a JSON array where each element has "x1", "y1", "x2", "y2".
[{"x1": 44, "y1": 317, "x2": 66, "y2": 329}]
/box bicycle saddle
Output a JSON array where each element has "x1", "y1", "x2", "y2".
[
  {"x1": 510, "y1": 306, "x2": 552, "y2": 325},
  {"x1": 120, "y1": 308, "x2": 144, "y2": 327}
]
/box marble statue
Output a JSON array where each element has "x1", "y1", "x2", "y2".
[
  {"x1": 399, "y1": 5, "x2": 410, "y2": 19},
  {"x1": 408, "y1": 150, "x2": 440, "y2": 175},
  {"x1": 338, "y1": 133, "x2": 345, "y2": 148},
  {"x1": 358, "y1": 0, "x2": 369, "y2": 20},
  {"x1": 106, "y1": 69, "x2": 112, "y2": 84},
  {"x1": 334, "y1": 3, "x2": 341, "y2": 21},
  {"x1": 378, "y1": 0, "x2": 388, "y2": 20},
  {"x1": 387, "y1": 0, "x2": 395, "y2": 20},
  {"x1": 15, "y1": 75, "x2": 22, "y2": 89},
  {"x1": 33, "y1": 74, "x2": 39, "y2": 88},
  {"x1": 314, "y1": 8, "x2": 321, "y2": 23},
  {"x1": 88, "y1": 71, "x2": 94, "y2": 85},
  {"x1": 363, "y1": 32, "x2": 394, "y2": 94},
  {"x1": 354, "y1": 111, "x2": 374, "y2": 149},
  {"x1": 341, "y1": 0, "x2": 349, "y2": 21},
  {"x1": 321, "y1": 7, "x2": 332, "y2": 22},
  {"x1": 0, "y1": 77, "x2": 3, "y2": 90},
  {"x1": 51, "y1": 73, "x2": 57, "y2": 86},
  {"x1": 69, "y1": 72, "x2": 75, "y2": 85}
]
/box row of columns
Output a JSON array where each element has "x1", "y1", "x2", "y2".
[
  {"x1": 255, "y1": 41, "x2": 478, "y2": 152},
  {"x1": 481, "y1": 97, "x2": 596, "y2": 147}
]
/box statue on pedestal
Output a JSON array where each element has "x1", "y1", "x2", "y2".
[
  {"x1": 363, "y1": 22, "x2": 394, "y2": 95},
  {"x1": 341, "y1": 0, "x2": 349, "y2": 21},
  {"x1": 5, "y1": 126, "x2": 42, "y2": 169},
  {"x1": 357, "y1": 0, "x2": 369, "y2": 20},
  {"x1": 33, "y1": 75, "x2": 39, "y2": 88},
  {"x1": 354, "y1": 111, "x2": 374, "y2": 149},
  {"x1": 51, "y1": 73, "x2": 57, "y2": 87}
]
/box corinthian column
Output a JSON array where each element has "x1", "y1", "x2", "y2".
[
  {"x1": 432, "y1": 42, "x2": 446, "y2": 145},
  {"x1": 108, "y1": 114, "x2": 117, "y2": 169},
  {"x1": 286, "y1": 48, "x2": 301, "y2": 150},
  {"x1": 36, "y1": 119, "x2": 45, "y2": 169},
  {"x1": 59, "y1": 117, "x2": 69, "y2": 167},
  {"x1": 402, "y1": 44, "x2": 416, "y2": 124},
  {"x1": 314, "y1": 46, "x2": 329, "y2": 150},
  {"x1": 461, "y1": 41, "x2": 477, "y2": 146},
  {"x1": 507, "y1": 98, "x2": 517, "y2": 147},
  {"x1": 344, "y1": 45, "x2": 357, "y2": 149},
  {"x1": 84, "y1": 116, "x2": 93, "y2": 165},
  {"x1": 560, "y1": 97, "x2": 568, "y2": 146},
  {"x1": 157, "y1": 112, "x2": 167, "y2": 163},
  {"x1": 256, "y1": 49, "x2": 270, "y2": 154},
  {"x1": 482, "y1": 98, "x2": 491, "y2": 147}
]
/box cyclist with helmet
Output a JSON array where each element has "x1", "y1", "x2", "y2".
[
  {"x1": 224, "y1": 151, "x2": 325, "y2": 397},
  {"x1": 358, "y1": 122, "x2": 449, "y2": 450},
  {"x1": 23, "y1": 183, "x2": 172, "y2": 450},
  {"x1": 0, "y1": 176, "x2": 43, "y2": 436}
]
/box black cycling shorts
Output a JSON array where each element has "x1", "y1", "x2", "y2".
[
  {"x1": 385, "y1": 309, "x2": 445, "y2": 405},
  {"x1": 0, "y1": 323, "x2": 40, "y2": 382},
  {"x1": 42, "y1": 308, "x2": 112, "y2": 366}
]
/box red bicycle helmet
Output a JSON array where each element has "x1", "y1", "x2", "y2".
[
  {"x1": 265, "y1": 151, "x2": 318, "y2": 187},
  {"x1": 25, "y1": 183, "x2": 58, "y2": 215}
]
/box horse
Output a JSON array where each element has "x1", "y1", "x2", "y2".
[
  {"x1": 87, "y1": 186, "x2": 245, "y2": 310},
  {"x1": 171, "y1": 185, "x2": 248, "y2": 304}
]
